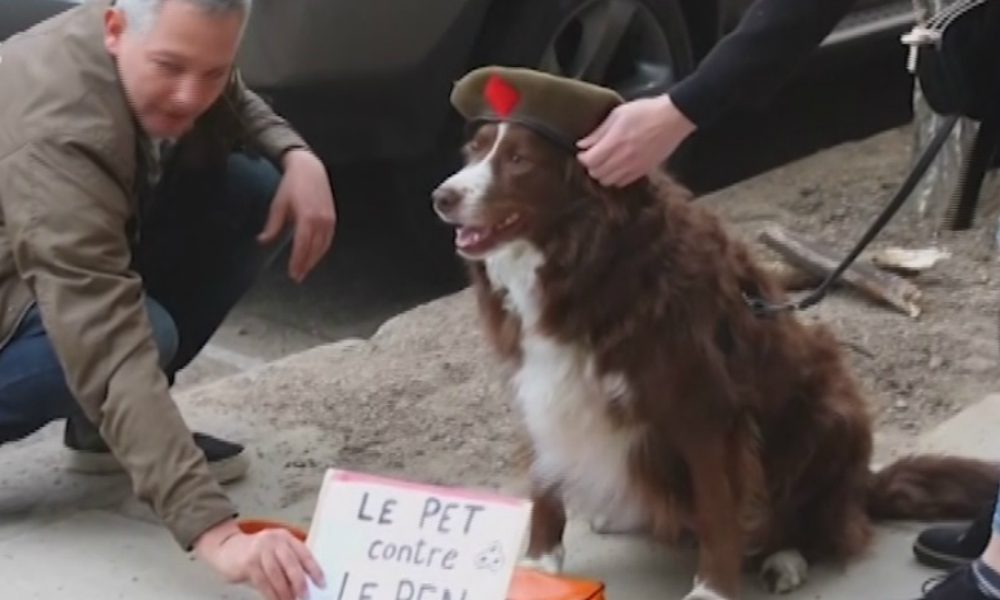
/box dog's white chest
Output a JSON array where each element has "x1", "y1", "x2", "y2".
[{"x1": 485, "y1": 243, "x2": 643, "y2": 518}]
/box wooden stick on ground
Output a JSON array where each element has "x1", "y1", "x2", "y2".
[
  {"x1": 759, "y1": 259, "x2": 823, "y2": 292},
  {"x1": 758, "y1": 224, "x2": 923, "y2": 318}
]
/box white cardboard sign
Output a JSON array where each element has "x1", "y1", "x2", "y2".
[{"x1": 306, "y1": 469, "x2": 533, "y2": 600}]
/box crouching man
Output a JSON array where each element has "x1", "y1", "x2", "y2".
[{"x1": 0, "y1": 1, "x2": 334, "y2": 598}]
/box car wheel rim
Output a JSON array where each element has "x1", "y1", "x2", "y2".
[{"x1": 540, "y1": 0, "x2": 677, "y2": 99}]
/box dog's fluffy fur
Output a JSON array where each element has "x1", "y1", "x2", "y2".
[{"x1": 432, "y1": 122, "x2": 1000, "y2": 599}]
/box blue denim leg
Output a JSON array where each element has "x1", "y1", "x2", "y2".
[
  {"x1": 0, "y1": 152, "x2": 283, "y2": 444},
  {"x1": 136, "y1": 152, "x2": 285, "y2": 377},
  {"x1": 993, "y1": 478, "x2": 1000, "y2": 534},
  {"x1": 0, "y1": 297, "x2": 178, "y2": 444}
]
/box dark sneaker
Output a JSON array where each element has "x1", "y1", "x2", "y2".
[
  {"x1": 914, "y1": 503, "x2": 994, "y2": 570},
  {"x1": 919, "y1": 566, "x2": 992, "y2": 599},
  {"x1": 63, "y1": 418, "x2": 249, "y2": 484}
]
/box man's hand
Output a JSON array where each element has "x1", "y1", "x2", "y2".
[
  {"x1": 258, "y1": 149, "x2": 337, "y2": 283},
  {"x1": 194, "y1": 519, "x2": 326, "y2": 600},
  {"x1": 577, "y1": 94, "x2": 697, "y2": 188}
]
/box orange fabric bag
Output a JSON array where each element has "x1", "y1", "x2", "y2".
[
  {"x1": 507, "y1": 567, "x2": 606, "y2": 600},
  {"x1": 237, "y1": 520, "x2": 607, "y2": 599}
]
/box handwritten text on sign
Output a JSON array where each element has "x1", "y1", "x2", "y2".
[{"x1": 306, "y1": 469, "x2": 532, "y2": 600}]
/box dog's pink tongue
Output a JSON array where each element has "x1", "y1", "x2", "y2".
[{"x1": 456, "y1": 226, "x2": 487, "y2": 249}]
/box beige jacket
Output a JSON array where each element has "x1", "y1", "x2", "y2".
[{"x1": 0, "y1": 0, "x2": 308, "y2": 548}]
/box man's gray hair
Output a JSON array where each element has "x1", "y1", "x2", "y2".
[{"x1": 115, "y1": 0, "x2": 253, "y2": 34}]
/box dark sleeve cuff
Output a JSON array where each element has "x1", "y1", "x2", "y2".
[{"x1": 668, "y1": 76, "x2": 732, "y2": 129}]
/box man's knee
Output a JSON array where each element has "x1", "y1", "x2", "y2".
[
  {"x1": 226, "y1": 153, "x2": 282, "y2": 235},
  {"x1": 145, "y1": 297, "x2": 179, "y2": 371}
]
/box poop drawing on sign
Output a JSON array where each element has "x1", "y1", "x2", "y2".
[{"x1": 474, "y1": 541, "x2": 506, "y2": 572}]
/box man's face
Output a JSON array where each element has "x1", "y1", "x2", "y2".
[{"x1": 104, "y1": 1, "x2": 244, "y2": 139}]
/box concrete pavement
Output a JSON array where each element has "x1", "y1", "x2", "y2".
[{"x1": 3, "y1": 320, "x2": 997, "y2": 599}]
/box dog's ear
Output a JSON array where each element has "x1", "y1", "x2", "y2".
[
  {"x1": 561, "y1": 156, "x2": 651, "y2": 219},
  {"x1": 647, "y1": 169, "x2": 695, "y2": 203},
  {"x1": 562, "y1": 156, "x2": 621, "y2": 205}
]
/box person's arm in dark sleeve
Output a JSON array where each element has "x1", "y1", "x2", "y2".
[
  {"x1": 578, "y1": 0, "x2": 860, "y2": 187},
  {"x1": 670, "y1": 0, "x2": 859, "y2": 127}
]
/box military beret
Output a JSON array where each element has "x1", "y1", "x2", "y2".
[{"x1": 449, "y1": 65, "x2": 623, "y2": 151}]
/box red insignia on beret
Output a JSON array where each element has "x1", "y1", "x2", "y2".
[{"x1": 484, "y1": 74, "x2": 520, "y2": 117}]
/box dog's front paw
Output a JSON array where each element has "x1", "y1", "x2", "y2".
[
  {"x1": 589, "y1": 512, "x2": 648, "y2": 535},
  {"x1": 681, "y1": 580, "x2": 731, "y2": 600},
  {"x1": 518, "y1": 546, "x2": 565, "y2": 574},
  {"x1": 760, "y1": 549, "x2": 808, "y2": 593}
]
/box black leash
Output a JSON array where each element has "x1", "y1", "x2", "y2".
[{"x1": 745, "y1": 113, "x2": 960, "y2": 317}]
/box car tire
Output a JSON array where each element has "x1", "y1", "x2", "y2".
[
  {"x1": 391, "y1": 0, "x2": 696, "y2": 289},
  {"x1": 480, "y1": 0, "x2": 694, "y2": 100}
]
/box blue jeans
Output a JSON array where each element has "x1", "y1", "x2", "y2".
[
  {"x1": 993, "y1": 481, "x2": 1000, "y2": 534},
  {"x1": 0, "y1": 153, "x2": 284, "y2": 444}
]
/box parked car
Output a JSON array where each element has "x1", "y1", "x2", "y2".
[{"x1": 0, "y1": 0, "x2": 916, "y2": 281}]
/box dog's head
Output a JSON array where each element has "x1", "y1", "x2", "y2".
[
  {"x1": 432, "y1": 120, "x2": 587, "y2": 260},
  {"x1": 431, "y1": 66, "x2": 625, "y2": 260}
]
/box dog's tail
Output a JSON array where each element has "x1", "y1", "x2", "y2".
[{"x1": 867, "y1": 455, "x2": 1000, "y2": 520}]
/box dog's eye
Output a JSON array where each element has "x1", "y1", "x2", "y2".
[{"x1": 510, "y1": 154, "x2": 523, "y2": 164}]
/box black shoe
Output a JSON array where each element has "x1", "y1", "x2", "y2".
[
  {"x1": 919, "y1": 566, "x2": 992, "y2": 599},
  {"x1": 63, "y1": 417, "x2": 249, "y2": 484},
  {"x1": 914, "y1": 503, "x2": 995, "y2": 570}
]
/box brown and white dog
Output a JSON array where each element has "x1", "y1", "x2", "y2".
[{"x1": 431, "y1": 119, "x2": 1000, "y2": 600}]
